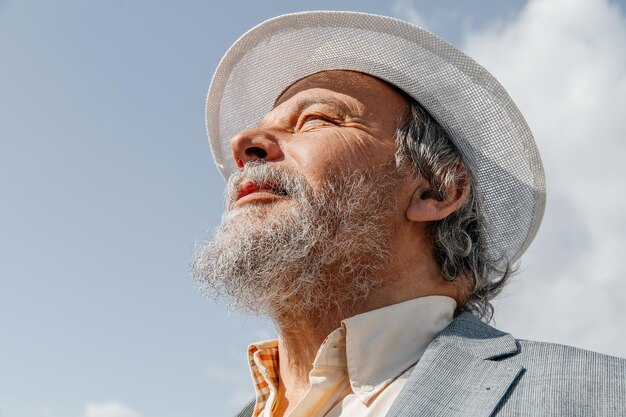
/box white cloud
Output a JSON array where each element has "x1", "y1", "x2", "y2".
[
  {"x1": 463, "y1": 0, "x2": 626, "y2": 358},
  {"x1": 83, "y1": 402, "x2": 141, "y2": 417},
  {"x1": 396, "y1": 0, "x2": 626, "y2": 357}
]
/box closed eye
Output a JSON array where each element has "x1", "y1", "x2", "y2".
[{"x1": 297, "y1": 113, "x2": 339, "y2": 131}]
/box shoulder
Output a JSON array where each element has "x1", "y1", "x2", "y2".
[
  {"x1": 514, "y1": 337, "x2": 625, "y2": 367},
  {"x1": 507, "y1": 338, "x2": 626, "y2": 385},
  {"x1": 498, "y1": 339, "x2": 625, "y2": 416},
  {"x1": 445, "y1": 312, "x2": 626, "y2": 376},
  {"x1": 435, "y1": 313, "x2": 626, "y2": 416}
]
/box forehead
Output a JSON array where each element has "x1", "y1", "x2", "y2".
[{"x1": 274, "y1": 70, "x2": 408, "y2": 112}]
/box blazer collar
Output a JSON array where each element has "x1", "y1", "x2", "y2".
[
  {"x1": 434, "y1": 312, "x2": 520, "y2": 360},
  {"x1": 386, "y1": 313, "x2": 524, "y2": 417}
]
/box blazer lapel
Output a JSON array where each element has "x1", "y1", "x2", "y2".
[{"x1": 386, "y1": 313, "x2": 524, "y2": 417}]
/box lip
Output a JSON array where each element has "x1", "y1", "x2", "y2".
[{"x1": 232, "y1": 181, "x2": 288, "y2": 208}]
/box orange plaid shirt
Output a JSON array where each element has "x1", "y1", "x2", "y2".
[{"x1": 248, "y1": 340, "x2": 280, "y2": 416}]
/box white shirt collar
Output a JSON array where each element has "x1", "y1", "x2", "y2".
[{"x1": 318, "y1": 295, "x2": 456, "y2": 403}]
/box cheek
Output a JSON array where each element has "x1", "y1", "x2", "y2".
[{"x1": 286, "y1": 131, "x2": 397, "y2": 181}]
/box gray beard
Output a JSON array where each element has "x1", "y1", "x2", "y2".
[{"x1": 192, "y1": 162, "x2": 402, "y2": 325}]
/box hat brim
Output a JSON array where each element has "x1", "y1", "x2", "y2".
[{"x1": 205, "y1": 10, "x2": 546, "y2": 265}]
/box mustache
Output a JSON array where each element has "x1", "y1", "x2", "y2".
[{"x1": 225, "y1": 162, "x2": 310, "y2": 207}]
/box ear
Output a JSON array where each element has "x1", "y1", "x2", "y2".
[{"x1": 406, "y1": 172, "x2": 471, "y2": 223}]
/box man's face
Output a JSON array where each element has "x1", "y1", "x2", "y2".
[
  {"x1": 230, "y1": 70, "x2": 409, "y2": 206},
  {"x1": 193, "y1": 71, "x2": 412, "y2": 321}
]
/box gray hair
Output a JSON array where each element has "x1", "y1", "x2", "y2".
[{"x1": 395, "y1": 99, "x2": 512, "y2": 321}]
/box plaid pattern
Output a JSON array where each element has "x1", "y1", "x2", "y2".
[{"x1": 248, "y1": 340, "x2": 280, "y2": 417}]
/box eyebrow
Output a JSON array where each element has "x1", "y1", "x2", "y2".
[{"x1": 290, "y1": 97, "x2": 351, "y2": 112}]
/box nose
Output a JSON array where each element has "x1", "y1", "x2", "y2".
[{"x1": 230, "y1": 128, "x2": 284, "y2": 168}]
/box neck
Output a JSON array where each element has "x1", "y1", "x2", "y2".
[
  {"x1": 272, "y1": 309, "x2": 344, "y2": 416},
  {"x1": 275, "y1": 310, "x2": 343, "y2": 378}
]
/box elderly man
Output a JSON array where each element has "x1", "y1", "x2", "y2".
[{"x1": 193, "y1": 11, "x2": 625, "y2": 417}]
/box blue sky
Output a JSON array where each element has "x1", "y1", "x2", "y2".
[{"x1": 1, "y1": 1, "x2": 625, "y2": 416}]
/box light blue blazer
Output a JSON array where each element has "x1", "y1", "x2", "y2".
[{"x1": 236, "y1": 313, "x2": 626, "y2": 416}]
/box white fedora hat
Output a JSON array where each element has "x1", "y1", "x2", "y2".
[{"x1": 205, "y1": 11, "x2": 546, "y2": 266}]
